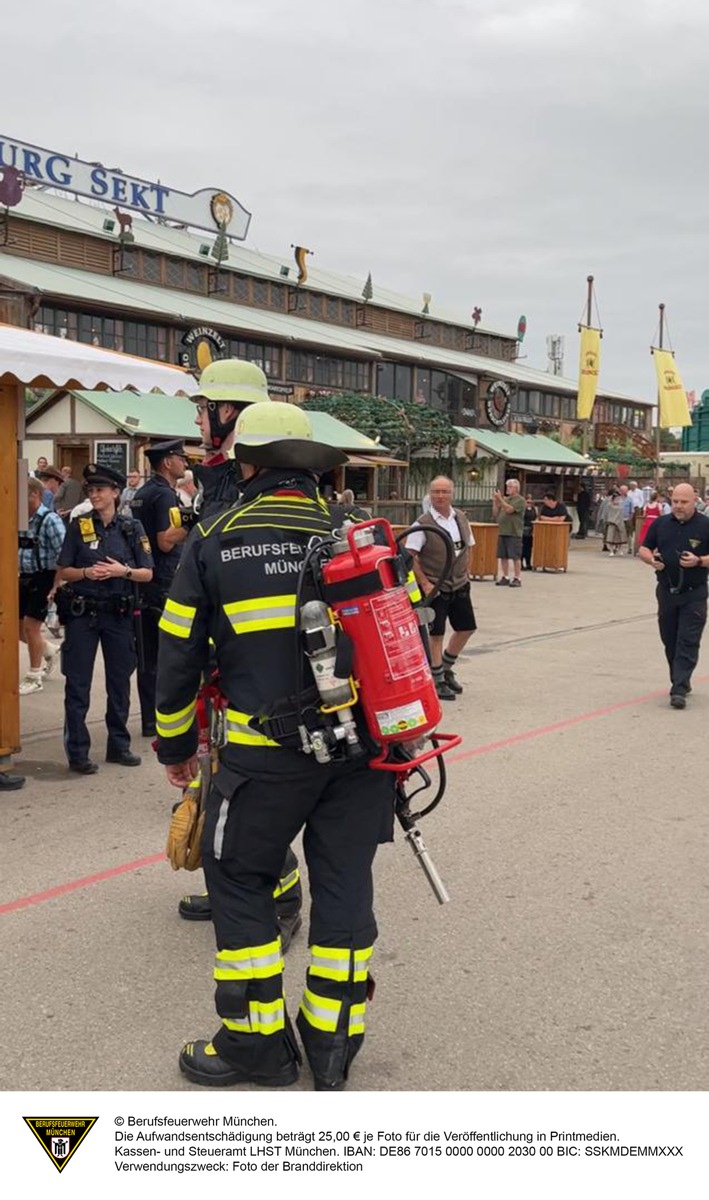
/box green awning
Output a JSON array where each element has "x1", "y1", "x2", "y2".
[
  {"x1": 30, "y1": 390, "x2": 389, "y2": 454},
  {"x1": 455, "y1": 426, "x2": 591, "y2": 468}
]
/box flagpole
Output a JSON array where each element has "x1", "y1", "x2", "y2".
[
  {"x1": 582, "y1": 275, "x2": 594, "y2": 456},
  {"x1": 656, "y1": 302, "x2": 665, "y2": 485}
]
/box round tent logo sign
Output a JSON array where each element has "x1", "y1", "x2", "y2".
[
  {"x1": 179, "y1": 325, "x2": 227, "y2": 371},
  {"x1": 210, "y1": 192, "x2": 234, "y2": 228},
  {"x1": 484, "y1": 380, "x2": 512, "y2": 428}
]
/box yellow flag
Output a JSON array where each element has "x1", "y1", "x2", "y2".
[
  {"x1": 653, "y1": 348, "x2": 691, "y2": 427},
  {"x1": 576, "y1": 326, "x2": 601, "y2": 420}
]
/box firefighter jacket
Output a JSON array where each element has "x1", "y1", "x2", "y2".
[
  {"x1": 155, "y1": 468, "x2": 335, "y2": 771},
  {"x1": 192, "y1": 456, "x2": 243, "y2": 522}
]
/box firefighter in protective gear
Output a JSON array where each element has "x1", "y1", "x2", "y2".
[
  {"x1": 179, "y1": 360, "x2": 303, "y2": 945},
  {"x1": 190, "y1": 358, "x2": 270, "y2": 515},
  {"x1": 156, "y1": 403, "x2": 396, "y2": 1090}
]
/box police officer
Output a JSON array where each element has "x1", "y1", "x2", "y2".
[
  {"x1": 156, "y1": 403, "x2": 396, "y2": 1090},
  {"x1": 638, "y1": 481, "x2": 709, "y2": 709},
  {"x1": 57, "y1": 463, "x2": 154, "y2": 773},
  {"x1": 130, "y1": 439, "x2": 189, "y2": 736}
]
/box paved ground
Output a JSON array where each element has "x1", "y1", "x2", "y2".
[{"x1": 1, "y1": 536, "x2": 707, "y2": 1093}]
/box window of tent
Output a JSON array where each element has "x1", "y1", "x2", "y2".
[{"x1": 393, "y1": 364, "x2": 412, "y2": 402}]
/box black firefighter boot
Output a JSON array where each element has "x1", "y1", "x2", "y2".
[
  {"x1": 178, "y1": 882, "x2": 303, "y2": 954},
  {"x1": 297, "y1": 999, "x2": 364, "y2": 1092},
  {"x1": 180, "y1": 1014, "x2": 302, "y2": 1089}
]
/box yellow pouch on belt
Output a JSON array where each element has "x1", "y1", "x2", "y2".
[{"x1": 166, "y1": 790, "x2": 205, "y2": 871}]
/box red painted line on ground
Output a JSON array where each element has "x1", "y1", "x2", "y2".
[
  {"x1": 446, "y1": 675, "x2": 709, "y2": 765},
  {"x1": 3, "y1": 676, "x2": 707, "y2": 917},
  {"x1": 0, "y1": 853, "x2": 165, "y2": 916}
]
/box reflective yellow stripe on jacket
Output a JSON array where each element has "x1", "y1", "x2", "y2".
[
  {"x1": 223, "y1": 594, "x2": 296, "y2": 635},
  {"x1": 405, "y1": 570, "x2": 422, "y2": 604},
  {"x1": 158, "y1": 598, "x2": 197, "y2": 639},
  {"x1": 225, "y1": 709, "x2": 279, "y2": 748},
  {"x1": 155, "y1": 698, "x2": 197, "y2": 738}
]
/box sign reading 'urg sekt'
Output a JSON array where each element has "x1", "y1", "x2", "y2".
[{"x1": 0, "y1": 135, "x2": 251, "y2": 239}]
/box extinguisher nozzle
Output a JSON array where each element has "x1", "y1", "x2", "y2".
[{"x1": 403, "y1": 827, "x2": 450, "y2": 904}]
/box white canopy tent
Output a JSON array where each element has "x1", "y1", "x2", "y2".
[
  {"x1": 0, "y1": 322, "x2": 196, "y2": 393},
  {"x1": 0, "y1": 323, "x2": 196, "y2": 773}
]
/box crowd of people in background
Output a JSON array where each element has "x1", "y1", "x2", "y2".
[
  {"x1": 18, "y1": 449, "x2": 709, "y2": 721},
  {"x1": 594, "y1": 480, "x2": 709, "y2": 555}
]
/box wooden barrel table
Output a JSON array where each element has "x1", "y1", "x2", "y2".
[
  {"x1": 531, "y1": 521, "x2": 570, "y2": 571},
  {"x1": 469, "y1": 522, "x2": 498, "y2": 579}
]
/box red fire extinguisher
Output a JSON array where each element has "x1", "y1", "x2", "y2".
[{"x1": 321, "y1": 519, "x2": 460, "y2": 770}]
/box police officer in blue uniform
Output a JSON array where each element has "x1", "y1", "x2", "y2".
[
  {"x1": 639, "y1": 481, "x2": 709, "y2": 708},
  {"x1": 130, "y1": 439, "x2": 189, "y2": 737},
  {"x1": 57, "y1": 463, "x2": 154, "y2": 774}
]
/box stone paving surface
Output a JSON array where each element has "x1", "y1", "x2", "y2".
[{"x1": 1, "y1": 536, "x2": 707, "y2": 1092}]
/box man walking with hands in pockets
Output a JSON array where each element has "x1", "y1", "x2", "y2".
[{"x1": 406, "y1": 476, "x2": 476, "y2": 701}]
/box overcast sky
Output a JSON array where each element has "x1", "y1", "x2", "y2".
[{"x1": 4, "y1": 0, "x2": 709, "y2": 402}]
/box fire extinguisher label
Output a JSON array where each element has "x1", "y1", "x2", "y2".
[
  {"x1": 370, "y1": 588, "x2": 429, "y2": 680},
  {"x1": 374, "y1": 700, "x2": 427, "y2": 737}
]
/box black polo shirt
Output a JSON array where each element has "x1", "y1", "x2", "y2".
[
  {"x1": 539, "y1": 502, "x2": 570, "y2": 521},
  {"x1": 643, "y1": 511, "x2": 709, "y2": 600},
  {"x1": 58, "y1": 510, "x2": 153, "y2": 598},
  {"x1": 130, "y1": 474, "x2": 181, "y2": 586}
]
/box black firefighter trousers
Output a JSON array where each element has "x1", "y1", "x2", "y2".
[
  {"x1": 201, "y1": 752, "x2": 395, "y2": 1086},
  {"x1": 657, "y1": 588, "x2": 707, "y2": 695}
]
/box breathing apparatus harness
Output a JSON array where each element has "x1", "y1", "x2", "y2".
[{"x1": 253, "y1": 516, "x2": 462, "y2": 904}]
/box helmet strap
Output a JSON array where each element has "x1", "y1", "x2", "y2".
[{"x1": 206, "y1": 401, "x2": 241, "y2": 449}]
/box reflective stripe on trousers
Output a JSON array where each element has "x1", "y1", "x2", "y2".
[{"x1": 214, "y1": 940, "x2": 283, "y2": 982}]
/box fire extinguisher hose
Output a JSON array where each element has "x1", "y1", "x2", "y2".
[{"x1": 395, "y1": 524, "x2": 456, "y2": 604}]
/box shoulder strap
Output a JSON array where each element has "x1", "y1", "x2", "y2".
[
  {"x1": 33, "y1": 510, "x2": 50, "y2": 571},
  {"x1": 116, "y1": 514, "x2": 142, "y2": 559}
]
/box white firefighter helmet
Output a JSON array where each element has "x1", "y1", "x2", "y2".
[
  {"x1": 191, "y1": 358, "x2": 271, "y2": 448},
  {"x1": 233, "y1": 402, "x2": 347, "y2": 473}
]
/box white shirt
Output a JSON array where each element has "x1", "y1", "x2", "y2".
[
  {"x1": 629, "y1": 487, "x2": 645, "y2": 510},
  {"x1": 405, "y1": 506, "x2": 475, "y2": 553},
  {"x1": 70, "y1": 497, "x2": 94, "y2": 520}
]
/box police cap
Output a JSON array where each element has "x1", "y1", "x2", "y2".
[
  {"x1": 83, "y1": 462, "x2": 126, "y2": 490},
  {"x1": 145, "y1": 439, "x2": 187, "y2": 466}
]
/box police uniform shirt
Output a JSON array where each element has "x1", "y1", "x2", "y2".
[
  {"x1": 643, "y1": 510, "x2": 709, "y2": 599},
  {"x1": 58, "y1": 510, "x2": 154, "y2": 599},
  {"x1": 130, "y1": 475, "x2": 181, "y2": 582}
]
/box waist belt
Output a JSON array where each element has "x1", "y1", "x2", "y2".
[
  {"x1": 57, "y1": 587, "x2": 131, "y2": 619},
  {"x1": 228, "y1": 688, "x2": 328, "y2": 751}
]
